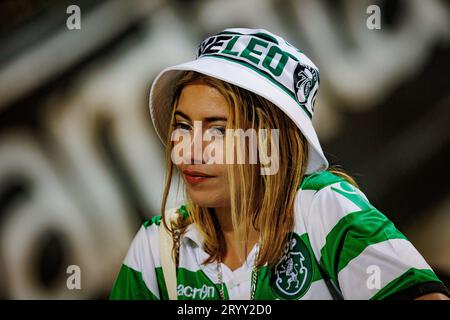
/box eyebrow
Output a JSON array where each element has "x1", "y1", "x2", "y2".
[{"x1": 174, "y1": 110, "x2": 228, "y2": 123}]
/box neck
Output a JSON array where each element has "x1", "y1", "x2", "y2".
[
  {"x1": 213, "y1": 206, "x2": 260, "y2": 270},
  {"x1": 214, "y1": 206, "x2": 233, "y2": 233}
]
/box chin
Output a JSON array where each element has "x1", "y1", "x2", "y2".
[{"x1": 187, "y1": 190, "x2": 226, "y2": 208}]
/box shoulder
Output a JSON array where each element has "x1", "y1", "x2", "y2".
[
  {"x1": 294, "y1": 171, "x2": 448, "y2": 300},
  {"x1": 295, "y1": 170, "x2": 367, "y2": 218},
  {"x1": 293, "y1": 170, "x2": 375, "y2": 244},
  {"x1": 299, "y1": 170, "x2": 349, "y2": 192},
  {"x1": 296, "y1": 170, "x2": 370, "y2": 217},
  {"x1": 142, "y1": 204, "x2": 189, "y2": 229},
  {"x1": 123, "y1": 217, "x2": 160, "y2": 270},
  {"x1": 135, "y1": 214, "x2": 163, "y2": 253},
  {"x1": 142, "y1": 205, "x2": 187, "y2": 232},
  {"x1": 127, "y1": 206, "x2": 186, "y2": 266}
]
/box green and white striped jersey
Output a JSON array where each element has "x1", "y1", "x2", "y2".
[{"x1": 109, "y1": 170, "x2": 446, "y2": 300}]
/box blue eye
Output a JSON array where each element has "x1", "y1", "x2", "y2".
[
  {"x1": 210, "y1": 126, "x2": 225, "y2": 136},
  {"x1": 172, "y1": 122, "x2": 191, "y2": 131}
]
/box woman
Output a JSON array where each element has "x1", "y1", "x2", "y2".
[{"x1": 110, "y1": 28, "x2": 449, "y2": 300}]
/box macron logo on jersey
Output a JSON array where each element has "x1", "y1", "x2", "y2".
[{"x1": 177, "y1": 284, "x2": 215, "y2": 299}]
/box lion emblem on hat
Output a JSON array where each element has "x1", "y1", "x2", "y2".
[{"x1": 294, "y1": 63, "x2": 319, "y2": 113}]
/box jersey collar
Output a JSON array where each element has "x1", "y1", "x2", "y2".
[{"x1": 183, "y1": 223, "x2": 204, "y2": 247}]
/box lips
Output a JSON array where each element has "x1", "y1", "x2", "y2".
[{"x1": 182, "y1": 169, "x2": 214, "y2": 185}]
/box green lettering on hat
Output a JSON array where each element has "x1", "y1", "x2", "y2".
[
  {"x1": 262, "y1": 45, "x2": 289, "y2": 77},
  {"x1": 240, "y1": 37, "x2": 268, "y2": 65},
  {"x1": 221, "y1": 35, "x2": 240, "y2": 56}
]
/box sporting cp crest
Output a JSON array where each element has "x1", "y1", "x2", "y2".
[
  {"x1": 270, "y1": 233, "x2": 313, "y2": 299},
  {"x1": 293, "y1": 63, "x2": 319, "y2": 112}
]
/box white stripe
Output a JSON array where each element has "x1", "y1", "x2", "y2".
[
  {"x1": 337, "y1": 239, "x2": 432, "y2": 300},
  {"x1": 296, "y1": 189, "x2": 315, "y2": 219},
  {"x1": 147, "y1": 224, "x2": 161, "y2": 267},
  {"x1": 293, "y1": 189, "x2": 316, "y2": 235},
  {"x1": 299, "y1": 279, "x2": 333, "y2": 300},
  {"x1": 305, "y1": 183, "x2": 365, "y2": 261},
  {"x1": 123, "y1": 225, "x2": 161, "y2": 298}
]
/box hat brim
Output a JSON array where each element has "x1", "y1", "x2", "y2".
[{"x1": 149, "y1": 56, "x2": 328, "y2": 174}]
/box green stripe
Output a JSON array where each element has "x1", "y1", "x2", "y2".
[
  {"x1": 300, "y1": 170, "x2": 345, "y2": 191},
  {"x1": 319, "y1": 191, "x2": 407, "y2": 286},
  {"x1": 178, "y1": 205, "x2": 190, "y2": 218},
  {"x1": 255, "y1": 32, "x2": 279, "y2": 45},
  {"x1": 371, "y1": 268, "x2": 442, "y2": 300},
  {"x1": 218, "y1": 30, "x2": 279, "y2": 45},
  {"x1": 155, "y1": 267, "x2": 169, "y2": 300},
  {"x1": 109, "y1": 264, "x2": 158, "y2": 300},
  {"x1": 201, "y1": 54, "x2": 312, "y2": 119},
  {"x1": 143, "y1": 215, "x2": 162, "y2": 229},
  {"x1": 331, "y1": 184, "x2": 372, "y2": 211},
  {"x1": 253, "y1": 266, "x2": 272, "y2": 299}
]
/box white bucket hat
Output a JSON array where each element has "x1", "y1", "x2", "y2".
[{"x1": 149, "y1": 28, "x2": 328, "y2": 174}]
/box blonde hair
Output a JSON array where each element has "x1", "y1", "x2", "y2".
[{"x1": 160, "y1": 71, "x2": 357, "y2": 268}]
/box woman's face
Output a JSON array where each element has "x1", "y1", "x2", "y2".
[{"x1": 173, "y1": 83, "x2": 230, "y2": 208}]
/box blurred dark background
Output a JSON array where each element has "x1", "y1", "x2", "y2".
[{"x1": 0, "y1": 0, "x2": 448, "y2": 299}]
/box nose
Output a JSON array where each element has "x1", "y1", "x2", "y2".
[{"x1": 190, "y1": 121, "x2": 204, "y2": 165}]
